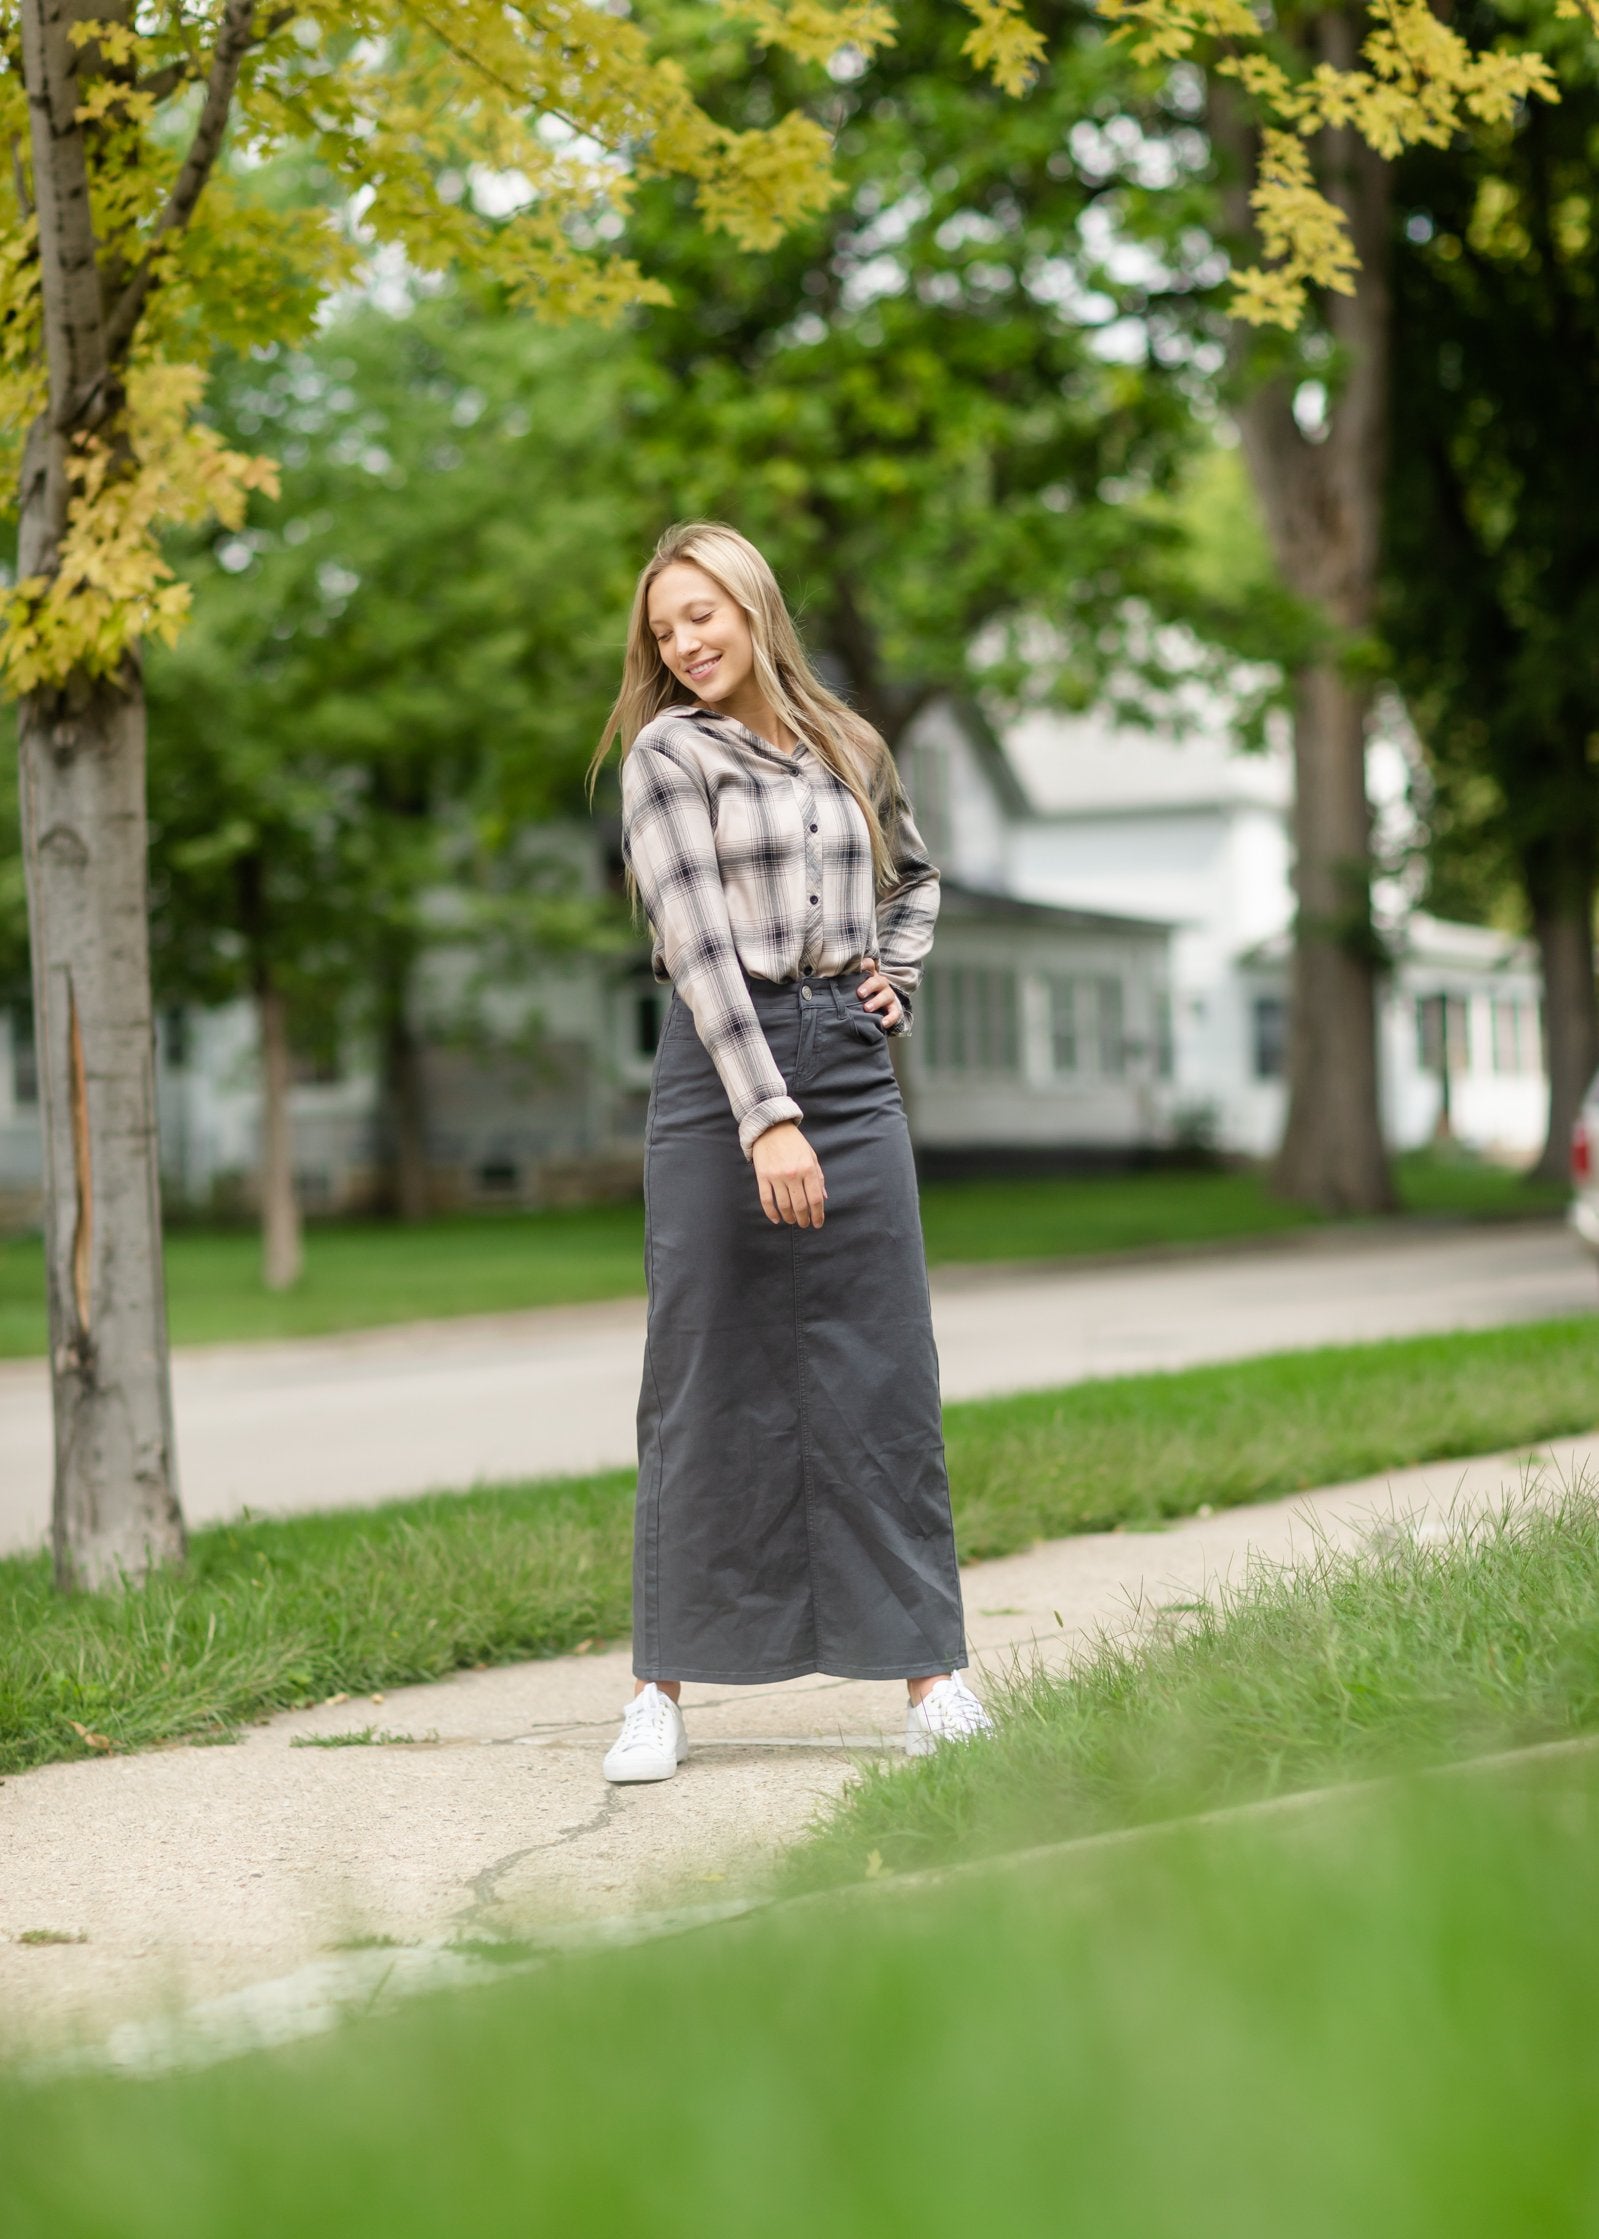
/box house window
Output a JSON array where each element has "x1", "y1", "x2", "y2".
[
  {"x1": 1416, "y1": 993, "x2": 1470, "y2": 1073},
  {"x1": 1153, "y1": 987, "x2": 1175, "y2": 1081},
  {"x1": 11, "y1": 1005, "x2": 37, "y2": 1107},
  {"x1": 1252, "y1": 995, "x2": 1287, "y2": 1081},
  {"x1": 1042, "y1": 974, "x2": 1129, "y2": 1078},
  {"x1": 1046, "y1": 976, "x2": 1079, "y2": 1073},
  {"x1": 1096, "y1": 977, "x2": 1126, "y2": 1077},
  {"x1": 1491, "y1": 995, "x2": 1536, "y2": 1076},
  {"x1": 924, "y1": 964, "x2": 1020, "y2": 1076}
]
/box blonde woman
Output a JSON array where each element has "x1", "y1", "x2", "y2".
[{"x1": 588, "y1": 522, "x2": 993, "y2": 1782}]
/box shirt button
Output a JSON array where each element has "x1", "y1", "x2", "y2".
[
  {"x1": 809, "y1": 894, "x2": 818, "y2": 905},
  {"x1": 810, "y1": 823, "x2": 818, "y2": 833},
  {"x1": 802, "y1": 965, "x2": 813, "y2": 975}
]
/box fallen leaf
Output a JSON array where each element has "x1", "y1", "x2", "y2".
[
  {"x1": 370, "y1": 1693, "x2": 385, "y2": 1705},
  {"x1": 324, "y1": 1693, "x2": 350, "y2": 1707},
  {"x1": 698, "y1": 1870, "x2": 726, "y2": 1884},
  {"x1": 67, "y1": 1721, "x2": 113, "y2": 1753},
  {"x1": 864, "y1": 1849, "x2": 887, "y2": 1880},
  {"x1": 573, "y1": 1638, "x2": 594, "y2": 1656},
  {"x1": 472, "y1": 1661, "x2": 488, "y2": 1672}
]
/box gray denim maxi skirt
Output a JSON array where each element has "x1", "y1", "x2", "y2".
[{"x1": 633, "y1": 966, "x2": 969, "y2": 1685}]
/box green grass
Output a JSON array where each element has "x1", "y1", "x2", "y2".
[
  {"x1": 0, "y1": 1150, "x2": 1563, "y2": 1356},
  {"x1": 8, "y1": 1440, "x2": 1599, "y2": 2232},
  {"x1": 2, "y1": 1315, "x2": 1593, "y2": 1779},
  {"x1": 945, "y1": 1313, "x2": 1599, "y2": 1557},
  {"x1": 0, "y1": 1202, "x2": 651, "y2": 1357},
  {"x1": 784, "y1": 1475, "x2": 1599, "y2": 1891},
  {"x1": 0, "y1": 1475, "x2": 635, "y2": 1776},
  {"x1": 4, "y1": 1754, "x2": 1599, "y2": 2235}
]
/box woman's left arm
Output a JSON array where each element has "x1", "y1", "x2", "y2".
[{"x1": 872, "y1": 786, "x2": 940, "y2": 1038}]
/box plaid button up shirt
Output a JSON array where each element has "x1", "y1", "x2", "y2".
[{"x1": 620, "y1": 703, "x2": 940, "y2": 1158}]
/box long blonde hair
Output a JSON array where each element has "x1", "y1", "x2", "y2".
[{"x1": 588, "y1": 521, "x2": 903, "y2": 891}]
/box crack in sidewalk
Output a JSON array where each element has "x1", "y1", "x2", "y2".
[{"x1": 452, "y1": 1791, "x2": 623, "y2": 1938}]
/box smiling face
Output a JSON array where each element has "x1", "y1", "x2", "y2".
[{"x1": 645, "y1": 561, "x2": 755, "y2": 710}]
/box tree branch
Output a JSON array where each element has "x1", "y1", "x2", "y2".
[
  {"x1": 100, "y1": 0, "x2": 275, "y2": 367},
  {"x1": 10, "y1": 132, "x2": 32, "y2": 221}
]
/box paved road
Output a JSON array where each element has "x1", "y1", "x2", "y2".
[
  {"x1": 0, "y1": 1218, "x2": 1588, "y2": 1555},
  {"x1": 5, "y1": 1432, "x2": 1593, "y2": 2063}
]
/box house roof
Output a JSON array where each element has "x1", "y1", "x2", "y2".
[
  {"x1": 939, "y1": 876, "x2": 1171, "y2": 937},
  {"x1": 936, "y1": 694, "x2": 1036, "y2": 818},
  {"x1": 998, "y1": 705, "x2": 1290, "y2": 820}
]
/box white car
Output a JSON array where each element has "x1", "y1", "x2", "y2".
[{"x1": 1572, "y1": 1070, "x2": 1599, "y2": 1258}]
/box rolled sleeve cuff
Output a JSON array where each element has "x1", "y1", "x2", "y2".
[
  {"x1": 878, "y1": 971, "x2": 917, "y2": 1038},
  {"x1": 739, "y1": 1094, "x2": 805, "y2": 1160}
]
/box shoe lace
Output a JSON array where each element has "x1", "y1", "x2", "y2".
[{"x1": 620, "y1": 1690, "x2": 667, "y2": 1747}]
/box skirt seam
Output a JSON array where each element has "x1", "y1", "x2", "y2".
[
  {"x1": 639, "y1": 1103, "x2": 667, "y2": 1678},
  {"x1": 789, "y1": 1221, "x2": 825, "y2": 1673}
]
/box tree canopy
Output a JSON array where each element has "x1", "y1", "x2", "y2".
[
  {"x1": 1384, "y1": 0, "x2": 1599, "y2": 1171},
  {"x1": 615, "y1": 0, "x2": 1215, "y2": 741},
  {"x1": 0, "y1": 0, "x2": 1046, "y2": 697}
]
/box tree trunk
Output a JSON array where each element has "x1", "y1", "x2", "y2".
[
  {"x1": 18, "y1": 680, "x2": 186, "y2": 1590},
  {"x1": 256, "y1": 974, "x2": 303, "y2": 1290},
  {"x1": 1273, "y1": 662, "x2": 1394, "y2": 1210},
  {"x1": 19, "y1": 0, "x2": 184, "y2": 1589},
  {"x1": 1214, "y1": 25, "x2": 1397, "y2": 1214},
  {"x1": 1532, "y1": 889, "x2": 1599, "y2": 1187},
  {"x1": 378, "y1": 962, "x2": 430, "y2": 1222}
]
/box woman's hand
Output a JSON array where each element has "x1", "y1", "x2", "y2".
[
  {"x1": 857, "y1": 956, "x2": 904, "y2": 1032},
  {"x1": 752, "y1": 1121, "x2": 827, "y2": 1228}
]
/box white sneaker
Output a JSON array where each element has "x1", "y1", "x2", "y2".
[
  {"x1": 905, "y1": 1674, "x2": 995, "y2": 1759},
  {"x1": 602, "y1": 1684, "x2": 688, "y2": 1784}
]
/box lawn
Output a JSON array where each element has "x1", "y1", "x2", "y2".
[
  {"x1": 784, "y1": 1474, "x2": 1599, "y2": 1891},
  {"x1": 5, "y1": 1563, "x2": 1598, "y2": 2235},
  {"x1": 0, "y1": 1150, "x2": 1563, "y2": 1357},
  {"x1": 3, "y1": 1314, "x2": 1593, "y2": 1777}
]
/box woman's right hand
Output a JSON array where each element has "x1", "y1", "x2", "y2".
[{"x1": 752, "y1": 1122, "x2": 827, "y2": 1229}]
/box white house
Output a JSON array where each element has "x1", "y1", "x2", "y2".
[{"x1": 902, "y1": 693, "x2": 1550, "y2": 1162}]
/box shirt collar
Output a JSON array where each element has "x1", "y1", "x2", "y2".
[{"x1": 666, "y1": 701, "x2": 809, "y2": 766}]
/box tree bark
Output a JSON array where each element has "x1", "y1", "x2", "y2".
[
  {"x1": 19, "y1": 679, "x2": 185, "y2": 1590},
  {"x1": 378, "y1": 963, "x2": 430, "y2": 1222},
  {"x1": 19, "y1": 0, "x2": 184, "y2": 1588},
  {"x1": 1273, "y1": 664, "x2": 1393, "y2": 1208},
  {"x1": 1214, "y1": 23, "x2": 1397, "y2": 1214},
  {"x1": 1531, "y1": 880, "x2": 1599, "y2": 1188},
  {"x1": 256, "y1": 974, "x2": 303, "y2": 1290}
]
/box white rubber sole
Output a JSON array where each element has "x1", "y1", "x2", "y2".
[
  {"x1": 602, "y1": 1730, "x2": 689, "y2": 1784},
  {"x1": 905, "y1": 1715, "x2": 996, "y2": 1758},
  {"x1": 602, "y1": 1749, "x2": 685, "y2": 1785}
]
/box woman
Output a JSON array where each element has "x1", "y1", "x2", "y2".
[{"x1": 587, "y1": 521, "x2": 993, "y2": 1783}]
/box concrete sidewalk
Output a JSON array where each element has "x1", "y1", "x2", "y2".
[
  {"x1": 0, "y1": 1216, "x2": 1587, "y2": 1553},
  {"x1": 2, "y1": 1428, "x2": 1592, "y2": 2061}
]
